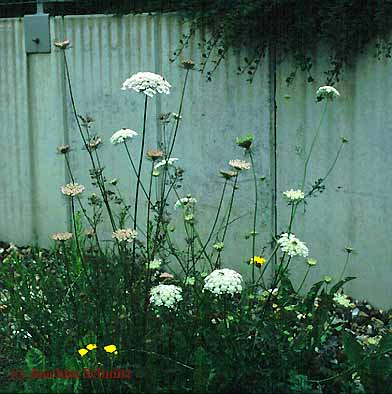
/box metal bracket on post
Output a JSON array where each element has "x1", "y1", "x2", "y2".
[{"x1": 24, "y1": 0, "x2": 51, "y2": 54}]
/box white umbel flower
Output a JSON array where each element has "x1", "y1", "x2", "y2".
[
  {"x1": 277, "y1": 233, "x2": 309, "y2": 258},
  {"x1": 229, "y1": 159, "x2": 251, "y2": 171},
  {"x1": 154, "y1": 157, "x2": 179, "y2": 169},
  {"x1": 122, "y1": 72, "x2": 171, "y2": 97},
  {"x1": 61, "y1": 183, "x2": 85, "y2": 197},
  {"x1": 174, "y1": 195, "x2": 197, "y2": 209},
  {"x1": 150, "y1": 284, "x2": 182, "y2": 309},
  {"x1": 333, "y1": 292, "x2": 354, "y2": 308},
  {"x1": 316, "y1": 86, "x2": 340, "y2": 101},
  {"x1": 112, "y1": 228, "x2": 138, "y2": 243},
  {"x1": 283, "y1": 189, "x2": 305, "y2": 202},
  {"x1": 110, "y1": 128, "x2": 138, "y2": 145},
  {"x1": 203, "y1": 268, "x2": 243, "y2": 296}
]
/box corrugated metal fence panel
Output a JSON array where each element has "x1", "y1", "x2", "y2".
[
  {"x1": 276, "y1": 48, "x2": 392, "y2": 308},
  {"x1": 158, "y1": 14, "x2": 274, "y2": 273},
  {"x1": 1, "y1": 13, "x2": 390, "y2": 306},
  {"x1": 0, "y1": 14, "x2": 273, "y2": 278},
  {"x1": 59, "y1": 14, "x2": 274, "y2": 270},
  {"x1": 0, "y1": 18, "x2": 33, "y2": 244}
]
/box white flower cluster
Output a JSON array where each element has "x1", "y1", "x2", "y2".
[
  {"x1": 150, "y1": 284, "x2": 182, "y2": 309},
  {"x1": 61, "y1": 183, "x2": 85, "y2": 197},
  {"x1": 316, "y1": 86, "x2": 340, "y2": 101},
  {"x1": 283, "y1": 189, "x2": 305, "y2": 202},
  {"x1": 174, "y1": 196, "x2": 197, "y2": 210},
  {"x1": 277, "y1": 233, "x2": 309, "y2": 258},
  {"x1": 122, "y1": 72, "x2": 171, "y2": 97},
  {"x1": 110, "y1": 128, "x2": 138, "y2": 145},
  {"x1": 203, "y1": 269, "x2": 243, "y2": 296},
  {"x1": 112, "y1": 228, "x2": 138, "y2": 243},
  {"x1": 333, "y1": 292, "x2": 354, "y2": 308},
  {"x1": 154, "y1": 157, "x2": 179, "y2": 169},
  {"x1": 229, "y1": 159, "x2": 251, "y2": 171}
]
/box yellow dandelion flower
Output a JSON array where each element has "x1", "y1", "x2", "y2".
[
  {"x1": 86, "y1": 343, "x2": 97, "y2": 351},
  {"x1": 78, "y1": 348, "x2": 88, "y2": 357},
  {"x1": 249, "y1": 256, "x2": 266, "y2": 267},
  {"x1": 104, "y1": 344, "x2": 117, "y2": 353}
]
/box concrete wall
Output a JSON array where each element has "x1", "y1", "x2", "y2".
[{"x1": 0, "y1": 13, "x2": 390, "y2": 307}]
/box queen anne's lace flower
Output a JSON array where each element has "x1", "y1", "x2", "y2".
[
  {"x1": 229, "y1": 159, "x2": 251, "y2": 171},
  {"x1": 61, "y1": 183, "x2": 85, "y2": 197},
  {"x1": 220, "y1": 170, "x2": 237, "y2": 179},
  {"x1": 51, "y1": 232, "x2": 73, "y2": 241},
  {"x1": 277, "y1": 233, "x2": 309, "y2": 258},
  {"x1": 333, "y1": 292, "x2": 354, "y2": 308},
  {"x1": 283, "y1": 189, "x2": 305, "y2": 202},
  {"x1": 203, "y1": 269, "x2": 243, "y2": 296},
  {"x1": 316, "y1": 86, "x2": 340, "y2": 101},
  {"x1": 150, "y1": 284, "x2": 182, "y2": 309},
  {"x1": 146, "y1": 149, "x2": 164, "y2": 161},
  {"x1": 122, "y1": 72, "x2": 171, "y2": 97},
  {"x1": 154, "y1": 158, "x2": 179, "y2": 169},
  {"x1": 112, "y1": 228, "x2": 138, "y2": 243},
  {"x1": 110, "y1": 128, "x2": 138, "y2": 145},
  {"x1": 174, "y1": 196, "x2": 197, "y2": 209}
]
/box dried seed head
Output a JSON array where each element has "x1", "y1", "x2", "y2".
[
  {"x1": 159, "y1": 272, "x2": 174, "y2": 280},
  {"x1": 57, "y1": 144, "x2": 70, "y2": 154},
  {"x1": 220, "y1": 170, "x2": 237, "y2": 179},
  {"x1": 88, "y1": 136, "x2": 102, "y2": 150},
  {"x1": 147, "y1": 149, "x2": 164, "y2": 161},
  {"x1": 84, "y1": 228, "x2": 95, "y2": 238},
  {"x1": 181, "y1": 59, "x2": 195, "y2": 70},
  {"x1": 54, "y1": 39, "x2": 71, "y2": 49},
  {"x1": 51, "y1": 232, "x2": 73, "y2": 242}
]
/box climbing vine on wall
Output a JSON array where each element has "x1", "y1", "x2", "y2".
[{"x1": 169, "y1": 0, "x2": 392, "y2": 84}]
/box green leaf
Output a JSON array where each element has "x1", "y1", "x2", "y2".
[
  {"x1": 25, "y1": 348, "x2": 45, "y2": 371},
  {"x1": 330, "y1": 276, "x2": 356, "y2": 295},
  {"x1": 193, "y1": 346, "x2": 210, "y2": 391},
  {"x1": 343, "y1": 332, "x2": 364, "y2": 366},
  {"x1": 306, "y1": 280, "x2": 324, "y2": 301},
  {"x1": 379, "y1": 333, "x2": 392, "y2": 353}
]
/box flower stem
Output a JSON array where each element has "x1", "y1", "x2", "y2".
[
  {"x1": 249, "y1": 150, "x2": 258, "y2": 284},
  {"x1": 338, "y1": 251, "x2": 351, "y2": 284},
  {"x1": 296, "y1": 265, "x2": 310, "y2": 294},
  {"x1": 215, "y1": 173, "x2": 238, "y2": 268},
  {"x1": 301, "y1": 102, "x2": 328, "y2": 190},
  {"x1": 167, "y1": 70, "x2": 189, "y2": 159},
  {"x1": 63, "y1": 51, "x2": 117, "y2": 232},
  {"x1": 132, "y1": 95, "x2": 148, "y2": 263},
  {"x1": 194, "y1": 180, "x2": 228, "y2": 264}
]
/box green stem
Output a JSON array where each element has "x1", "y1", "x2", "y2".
[
  {"x1": 167, "y1": 70, "x2": 189, "y2": 159},
  {"x1": 124, "y1": 141, "x2": 153, "y2": 205},
  {"x1": 301, "y1": 102, "x2": 328, "y2": 190},
  {"x1": 296, "y1": 265, "x2": 310, "y2": 294},
  {"x1": 338, "y1": 251, "x2": 351, "y2": 284},
  {"x1": 63, "y1": 51, "x2": 117, "y2": 232},
  {"x1": 193, "y1": 180, "x2": 228, "y2": 264},
  {"x1": 215, "y1": 173, "x2": 238, "y2": 268},
  {"x1": 249, "y1": 150, "x2": 258, "y2": 284},
  {"x1": 132, "y1": 95, "x2": 148, "y2": 262}
]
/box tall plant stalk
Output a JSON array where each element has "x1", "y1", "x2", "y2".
[
  {"x1": 249, "y1": 150, "x2": 258, "y2": 283},
  {"x1": 132, "y1": 96, "x2": 148, "y2": 263},
  {"x1": 62, "y1": 51, "x2": 117, "y2": 232}
]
